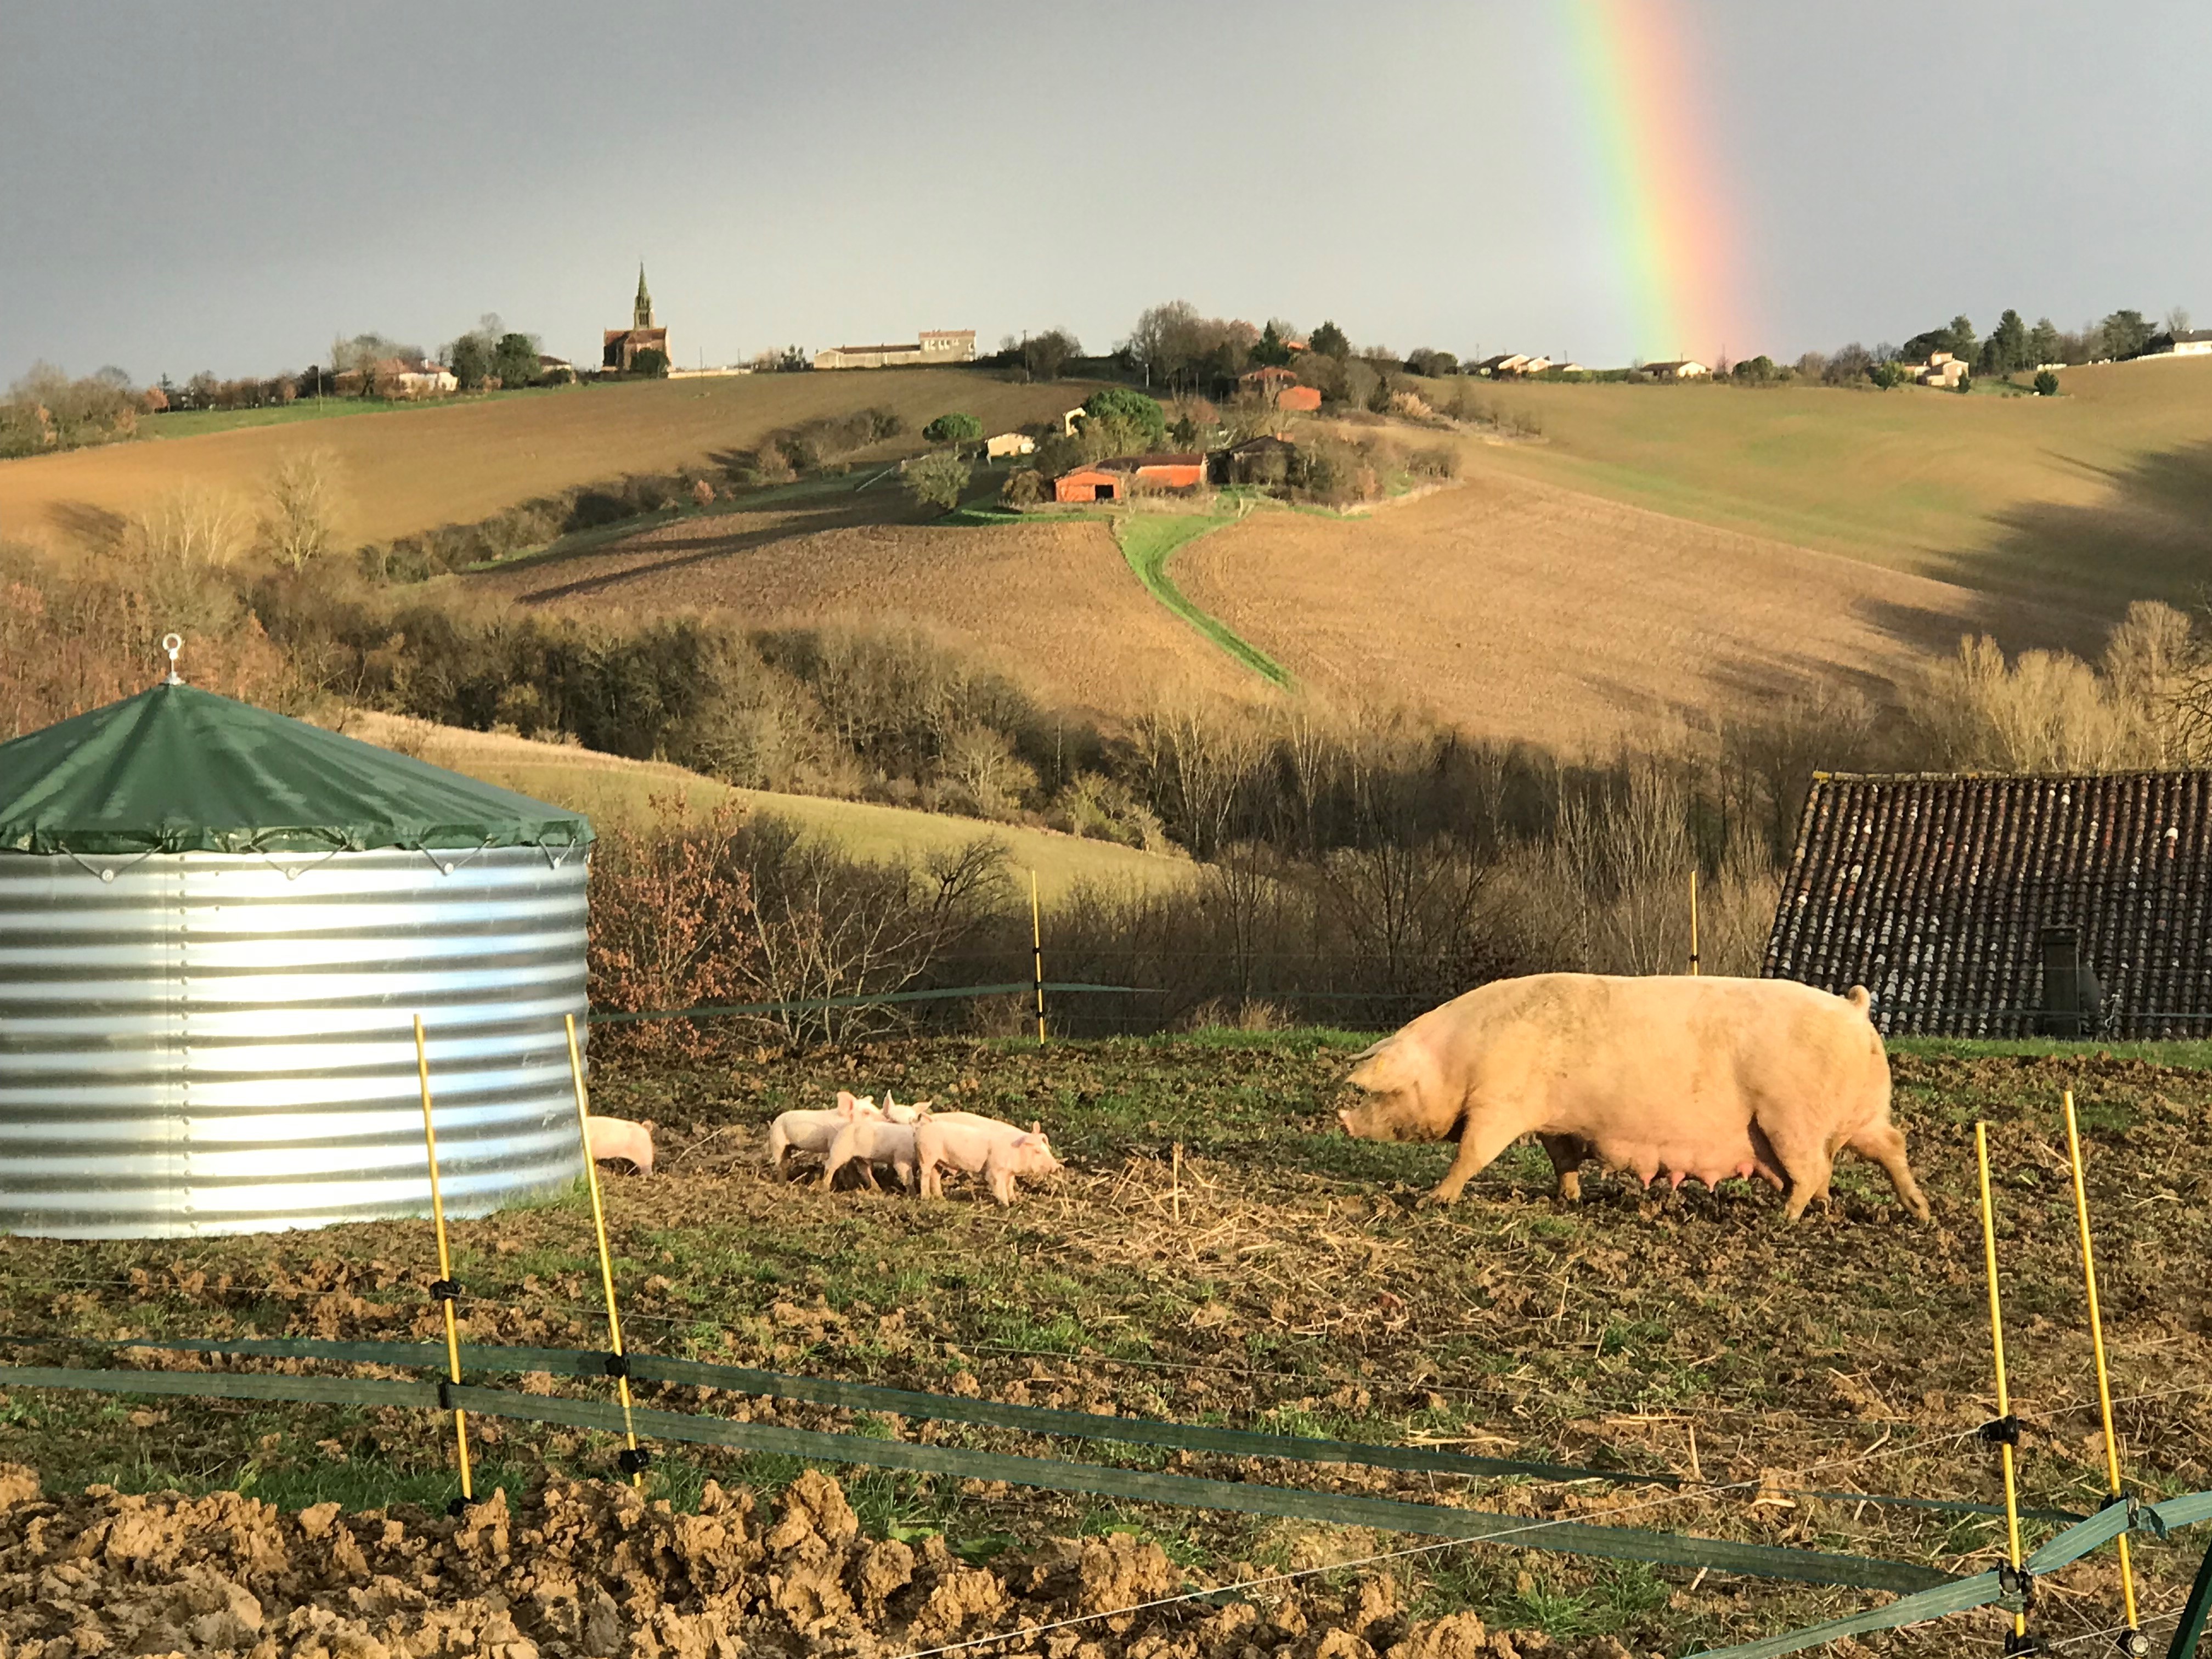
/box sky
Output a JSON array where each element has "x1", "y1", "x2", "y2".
[{"x1": 4, "y1": 1, "x2": 2208, "y2": 385}]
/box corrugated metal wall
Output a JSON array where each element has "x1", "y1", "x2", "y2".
[{"x1": 0, "y1": 845, "x2": 589, "y2": 1238}]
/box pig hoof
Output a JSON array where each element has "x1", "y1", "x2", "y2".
[{"x1": 1415, "y1": 1188, "x2": 1459, "y2": 1210}]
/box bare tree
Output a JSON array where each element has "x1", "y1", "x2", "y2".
[{"x1": 259, "y1": 450, "x2": 340, "y2": 572}]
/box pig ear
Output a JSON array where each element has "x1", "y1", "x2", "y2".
[
  {"x1": 837, "y1": 1091, "x2": 856, "y2": 1109},
  {"x1": 1030, "y1": 1120, "x2": 1041, "y2": 1136}
]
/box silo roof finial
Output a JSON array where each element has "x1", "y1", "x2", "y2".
[{"x1": 162, "y1": 633, "x2": 183, "y2": 686}]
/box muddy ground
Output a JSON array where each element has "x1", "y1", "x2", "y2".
[{"x1": 1, "y1": 1035, "x2": 2207, "y2": 1656}]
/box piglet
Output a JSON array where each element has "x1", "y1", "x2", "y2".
[
  {"x1": 768, "y1": 1092, "x2": 883, "y2": 1182},
  {"x1": 916, "y1": 1113, "x2": 1063, "y2": 1205},
  {"x1": 822, "y1": 1118, "x2": 919, "y2": 1192},
  {"x1": 880, "y1": 1093, "x2": 933, "y2": 1125},
  {"x1": 585, "y1": 1115, "x2": 655, "y2": 1175}
]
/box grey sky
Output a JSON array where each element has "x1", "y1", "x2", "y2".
[{"x1": 4, "y1": 1, "x2": 2207, "y2": 385}]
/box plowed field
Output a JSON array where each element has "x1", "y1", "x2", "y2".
[
  {"x1": 470, "y1": 499, "x2": 1256, "y2": 721},
  {"x1": 1173, "y1": 471, "x2": 2088, "y2": 748}
]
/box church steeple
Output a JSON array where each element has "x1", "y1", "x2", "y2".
[{"x1": 634, "y1": 263, "x2": 654, "y2": 330}]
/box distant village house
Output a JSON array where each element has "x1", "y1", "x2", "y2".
[
  {"x1": 1917, "y1": 351, "x2": 1970, "y2": 388},
  {"x1": 985, "y1": 431, "x2": 1035, "y2": 460},
  {"x1": 2145, "y1": 328, "x2": 2212, "y2": 358},
  {"x1": 1638, "y1": 359, "x2": 1710, "y2": 381},
  {"x1": 814, "y1": 330, "x2": 977, "y2": 370},
  {"x1": 1475, "y1": 353, "x2": 1553, "y2": 377},
  {"x1": 333, "y1": 357, "x2": 456, "y2": 398},
  {"x1": 602, "y1": 266, "x2": 669, "y2": 372},
  {"x1": 1213, "y1": 434, "x2": 1299, "y2": 487},
  {"x1": 1236, "y1": 365, "x2": 1322, "y2": 412}
]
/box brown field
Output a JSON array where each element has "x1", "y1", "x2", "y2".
[
  {"x1": 1174, "y1": 469, "x2": 2087, "y2": 748},
  {"x1": 0, "y1": 370, "x2": 1094, "y2": 551},
  {"x1": 466, "y1": 493, "x2": 1256, "y2": 721}
]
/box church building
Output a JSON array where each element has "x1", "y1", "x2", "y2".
[{"x1": 602, "y1": 266, "x2": 669, "y2": 372}]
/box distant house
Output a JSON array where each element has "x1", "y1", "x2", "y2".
[
  {"x1": 1238, "y1": 365, "x2": 1320, "y2": 412},
  {"x1": 1476, "y1": 353, "x2": 1552, "y2": 378},
  {"x1": 1639, "y1": 360, "x2": 1710, "y2": 381},
  {"x1": 538, "y1": 354, "x2": 574, "y2": 375},
  {"x1": 1060, "y1": 406, "x2": 1086, "y2": 436},
  {"x1": 985, "y1": 431, "x2": 1036, "y2": 460},
  {"x1": 1766, "y1": 770, "x2": 2212, "y2": 1039},
  {"x1": 392, "y1": 362, "x2": 459, "y2": 397},
  {"x1": 1917, "y1": 351, "x2": 1970, "y2": 388},
  {"x1": 1214, "y1": 434, "x2": 1298, "y2": 487},
  {"x1": 334, "y1": 357, "x2": 456, "y2": 397},
  {"x1": 814, "y1": 330, "x2": 977, "y2": 370},
  {"x1": 2144, "y1": 329, "x2": 2212, "y2": 358}
]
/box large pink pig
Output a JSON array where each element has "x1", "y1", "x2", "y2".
[{"x1": 1336, "y1": 974, "x2": 1928, "y2": 1221}]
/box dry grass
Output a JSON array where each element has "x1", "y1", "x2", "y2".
[
  {"x1": 0, "y1": 371, "x2": 1095, "y2": 551},
  {"x1": 1173, "y1": 470, "x2": 2087, "y2": 749},
  {"x1": 465, "y1": 498, "x2": 1259, "y2": 723},
  {"x1": 335, "y1": 710, "x2": 1193, "y2": 904}
]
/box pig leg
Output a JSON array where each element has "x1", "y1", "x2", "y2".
[
  {"x1": 820, "y1": 1127, "x2": 881, "y2": 1192},
  {"x1": 1760, "y1": 1124, "x2": 1837, "y2": 1222},
  {"x1": 1422, "y1": 1114, "x2": 1527, "y2": 1207},
  {"x1": 1536, "y1": 1133, "x2": 1588, "y2": 1202},
  {"x1": 1848, "y1": 1120, "x2": 1932, "y2": 1221}
]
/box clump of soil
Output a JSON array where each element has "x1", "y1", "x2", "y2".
[{"x1": 0, "y1": 1464, "x2": 1651, "y2": 1659}]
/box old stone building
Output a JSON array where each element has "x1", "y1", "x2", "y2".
[{"x1": 602, "y1": 266, "x2": 670, "y2": 372}]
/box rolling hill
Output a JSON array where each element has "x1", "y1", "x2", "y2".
[
  {"x1": 1454, "y1": 356, "x2": 2212, "y2": 605},
  {"x1": 0, "y1": 369, "x2": 1095, "y2": 551},
  {"x1": 335, "y1": 711, "x2": 1194, "y2": 902}
]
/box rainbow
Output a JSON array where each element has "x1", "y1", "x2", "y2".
[{"x1": 1563, "y1": 0, "x2": 1737, "y2": 364}]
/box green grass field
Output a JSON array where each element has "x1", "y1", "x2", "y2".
[
  {"x1": 342, "y1": 712, "x2": 1193, "y2": 903},
  {"x1": 1450, "y1": 357, "x2": 2212, "y2": 603},
  {"x1": 142, "y1": 385, "x2": 557, "y2": 440},
  {"x1": 1113, "y1": 511, "x2": 1291, "y2": 686}
]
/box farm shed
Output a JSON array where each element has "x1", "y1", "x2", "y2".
[
  {"x1": 0, "y1": 676, "x2": 594, "y2": 1238},
  {"x1": 1763, "y1": 770, "x2": 2212, "y2": 1038},
  {"x1": 1098, "y1": 453, "x2": 1209, "y2": 491},
  {"x1": 1053, "y1": 465, "x2": 1123, "y2": 503}
]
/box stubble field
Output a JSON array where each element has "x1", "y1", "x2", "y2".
[{"x1": 2, "y1": 1036, "x2": 2205, "y2": 1658}]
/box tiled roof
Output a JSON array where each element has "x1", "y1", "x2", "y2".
[{"x1": 1763, "y1": 771, "x2": 2212, "y2": 1037}]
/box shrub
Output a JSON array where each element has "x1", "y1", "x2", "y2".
[
  {"x1": 1079, "y1": 386, "x2": 1167, "y2": 450},
  {"x1": 905, "y1": 450, "x2": 972, "y2": 512},
  {"x1": 1407, "y1": 444, "x2": 1460, "y2": 479},
  {"x1": 923, "y1": 411, "x2": 983, "y2": 445},
  {"x1": 690, "y1": 478, "x2": 715, "y2": 507},
  {"x1": 2034, "y1": 370, "x2": 2060, "y2": 396},
  {"x1": 259, "y1": 451, "x2": 340, "y2": 572},
  {"x1": 629, "y1": 347, "x2": 669, "y2": 377},
  {"x1": 1000, "y1": 468, "x2": 1046, "y2": 508}
]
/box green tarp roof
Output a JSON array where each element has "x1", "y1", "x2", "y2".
[{"x1": 0, "y1": 683, "x2": 594, "y2": 856}]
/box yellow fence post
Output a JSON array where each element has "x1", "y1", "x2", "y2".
[
  {"x1": 1030, "y1": 868, "x2": 1046, "y2": 1045},
  {"x1": 566, "y1": 1013, "x2": 645, "y2": 1487},
  {"x1": 1688, "y1": 869, "x2": 1700, "y2": 976},
  {"x1": 2063, "y1": 1089, "x2": 2146, "y2": 1650},
  {"x1": 413, "y1": 1015, "x2": 474, "y2": 1512},
  {"x1": 1974, "y1": 1122, "x2": 2030, "y2": 1649}
]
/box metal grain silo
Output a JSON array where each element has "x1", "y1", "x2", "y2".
[{"x1": 0, "y1": 672, "x2": 595, "y2": 1238}]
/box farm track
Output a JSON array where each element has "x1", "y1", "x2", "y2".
[{"x1": 1, "y1": 1039, "x2": 2205, "y2": 1655}]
